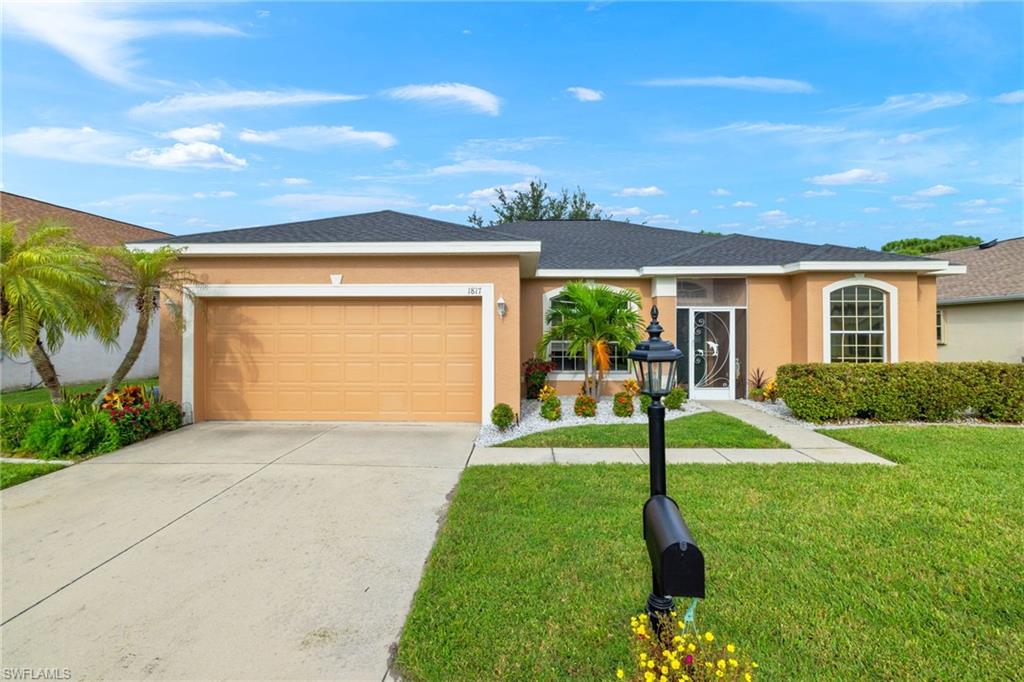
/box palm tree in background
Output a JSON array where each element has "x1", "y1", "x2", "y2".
[
  {"x1": 93, "y1": 245, "x2": 198, "y2": 406},
  {"x1": 0, "y1": 221, "x2": 120, "y2": 402},
  {"x1": 537, "y1": 281, "x2": 644, "y2": 400}
]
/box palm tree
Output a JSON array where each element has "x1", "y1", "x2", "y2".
[
  {"x1": 93, "y1": 245, "x2": 198, "y2": 405},
  {"x1": 537, "y1": 281, "x2": 644, "y2": 400},
  {"x1": 0, "y1": 221, "x2": 121, "y2": 402}
]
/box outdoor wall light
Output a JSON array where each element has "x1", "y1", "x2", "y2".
[
  {"x1": 628, "y1": 305, "x2": 705, "y2": 632},
  {"x1": 329, "y1": 274, "x2": 343, "y2": 285},
  {"x1": 496, "y1": 297, "x2": 507, "y2": 318}
]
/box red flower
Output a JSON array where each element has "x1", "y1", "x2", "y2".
[
  {"x1": 143, "y1": 402, "x2": 150, "y2": 409},
  {"x1": 684, "y1": 655, "x2": 693, "y2": 665}
]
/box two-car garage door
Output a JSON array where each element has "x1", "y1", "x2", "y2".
[{"x1": 200, "y1": 299, "x2": 481, "y2": 422}]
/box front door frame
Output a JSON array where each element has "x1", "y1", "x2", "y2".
[{"x1": 688, "y1": 307, "x2": 735, "y2": 401}]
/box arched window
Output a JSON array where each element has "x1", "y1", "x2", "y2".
[
  {"x1": 543, "y1": 286, "x2": 634, "y2": 374},
  {"x1": 827, "y1": 285, "x2": 887, "y2": 362}
]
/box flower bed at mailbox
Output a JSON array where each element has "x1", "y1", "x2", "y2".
[
  {"x1": 1, "y1": 385, "x2": 183, "y2": 460},
  {"x1": 777, "y1": 362, "x2": 1024, "y2": 424}
]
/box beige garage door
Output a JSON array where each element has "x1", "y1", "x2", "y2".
[{"x1": 200, "y1": 298, "x2": 481, "y2": 422}]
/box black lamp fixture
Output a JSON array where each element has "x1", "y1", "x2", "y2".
[{"x1": 628, "y1": 305, "x2": 705, "y2": 631}]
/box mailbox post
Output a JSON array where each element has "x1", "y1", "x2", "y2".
[{"x1": 628, "y1": 306, "x2": 705, "y2": 631}]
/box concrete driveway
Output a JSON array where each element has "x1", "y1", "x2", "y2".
[{"x1": 1, "y1": 421, "x2": 477, "y2": 681}]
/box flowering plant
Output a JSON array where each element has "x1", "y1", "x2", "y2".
[
  {"x1": 613, "y1": 391, "x2": 635, "y2": 418},
  {"x1": 761, "y1": 379, "x2": 779, "y2": 403},
  {"x1": 538, "y1": 384, "x2": 558, "y2": 402},
  {"x1": 523, "y1": 357, "x2": 556, "y2": 399},
  {"x1": 622, "y1": 378, "x2": 641, "y2": 397},
  {"x1": 574, "y1": 394, "x2": 597, "y2": 417},
  {"x1": 617, "y1": 613, "x2": 758, "y2": 682}
]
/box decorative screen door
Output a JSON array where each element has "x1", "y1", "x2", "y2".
[{"x1": 689, "y1": 309, "x2": 734, "y2": 400}]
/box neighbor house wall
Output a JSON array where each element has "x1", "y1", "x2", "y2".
[
  {"x1": 519, "y1": 278, "x2": 654, "y2": 396},
  {"x1": 2, "y1": 307, "x2": 160, "y2": 390},
  {"x1": 159, "y1": 255, "x2": 521, "y2": 414},
  {"x1": 938, "y1": 300, "x2": 1024, "y2": 363}
]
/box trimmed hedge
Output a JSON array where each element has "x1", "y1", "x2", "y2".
[{"x1": 777, "y1": 362, "x2": 1024, "y2": 423}]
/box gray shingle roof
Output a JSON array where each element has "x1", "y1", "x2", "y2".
[
  {"x1": 147, "y1": 210, "x2": 530, "y2": 244},
  {"x1": 487, "y1": 220, "x2": 935, "y2": 268},
  {"x1": 933, "y1": 237, "x2": 1024, "y2": 302}
]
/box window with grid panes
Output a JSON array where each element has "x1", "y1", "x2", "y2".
[{"x1": 829, "y1": 286, "x2": 886, "y2": 362}]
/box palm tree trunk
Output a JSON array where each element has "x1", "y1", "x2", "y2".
[
  {"x1": 587, "y1": 343, "x2": 601, "y2": 401},
  {"x1": 93, "y1": 301, "x2": 151, "y2": 407},
  {"x1": 28, "y1": 337, "x2": 63, "y2": 403}
]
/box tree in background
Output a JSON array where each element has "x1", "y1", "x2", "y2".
[
  {"x1": 537, "y1": 281, "x2": 644, "y2": 401},
  {"x1": 468, "y1": 180, "x2": 611, "y2": 226},
  {"x1": 94, "y1": 246, "x2": 198, "y2": 406},
  {"x1": 0, "y1": 221, "x2": 120, "y2": 402},
  {"x1": 881, "y1": 234, "x2": 982, "y2": 255}
]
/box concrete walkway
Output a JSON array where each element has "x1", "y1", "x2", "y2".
[{"x1": 471, "y1": 401, "x2": 893, "y2": 466}]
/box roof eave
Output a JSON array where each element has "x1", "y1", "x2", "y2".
[{"x1": 939, "y1": 293, "x2": 1024, "y2": 306}]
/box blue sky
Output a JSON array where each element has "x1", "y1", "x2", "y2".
[{"x1": 3, "y1": 1, "x2": 1022, "y2": 248}]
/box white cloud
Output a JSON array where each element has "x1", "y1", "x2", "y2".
[
  {"x1": 616, "y1": 186, "x2": 665, "y2": 197},
  {"x1": 607, "y1": 206, "x2": 647, "y2": 217},
  {"x1": 954, "y1": 219, "x2": 982, "y2": 226},
  {"x1": 160, "y1": 123, "x2": 224, "y2": 143},
  {"x1": 4, "y1": 126, "x2": 136, "y2": 165},
  {"x1": 638, "y1": 76, "x2": 814, "y2": 93},
  {"x1": 709, "y1": 188, "x2": 731, "y2": 196},
  {"x1": 432, "y1": 159, "x2": 540, "y2": 175},
  {"x1": 262, "y1": 193, "x2": 416, "y2": 213},
  {"x1": 3, "y1": 3, "x2": 240, "y2": 88},
  {"x1": 808, "y1": 168, "x2": 890, "y2": 185},
  {"x1": 959, "y1": 198, "x2": 988, "y2": 207},
  {"x1": 88, "y1": 192, "x2": 183, "y2": 207},
  {"x1": 862, "y1": 207, "x2": 882, "y2": 214},
  {"x1": 238, "y1": 125, "x2": 397, "y2": 149},
  {"x1": 759, "y1": 209, "x2": 788, "y2": 219},
  {"x1": 282, "y1": 177, "x2": 311, "y2": 186},
  {"x1": 914, "y1": 184, "x2": 958, "y2": 197},
  {"x1": 127, "y1": 141, "x2": 247, "y2": 169},
  {"x1": 839, "y1": 92, "x2": 971, "y2": 116},
  {"x1": 878, "y1": 132, "x2": 924, "y2": 145},
  {"x1": 992, "y1": 90, "x2": 1024, "y2": 104},
  {"x1": 193, "y1": 190, "x2": 237, "y2": 198},
  {"x1": 131, "y1": 90, "x2": 364, "y2": 116},
  {"x1": 732, "y1": 200, "x2": 757, "y2": 207},
  {"x1": 461, "y1": 182, "x2": 533, "y2": 205},
  {"x1": 896, "y1": 201, "x2": 935, "y2": 210},
  {"x1": 257, "y1": 10, "x2": 271, "y2": 18},
  {"x1": 709, "y1": 121, "x2": 869, "y2": 145},
  {"x1": 970, "y1": 207, "x2": 1004, "y2": 215},
  {"x1": 385, "y1": 82, "x2": 500, "y2": 116},
  {"x1": 803, "y1": 189, "x2": 837, "y2": 197},
  {"x1": 566, "y1": 86, "x2": 604, "y2": 102},
  {"x1": 689, "y1": 209, "x2": 700, "y2": 215},
  {"x1": 428, "y1": 203, "x2": 471, "y2": 212},
  {"x1": 455, "y1": 137, "x2": 560, "y2": 156},
  {"x1": 717, "y1": 222, "x2": 743, "y2": 229}
]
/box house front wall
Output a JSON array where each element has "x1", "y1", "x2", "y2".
[{"x1": 159, "y1": 254, "x2": 521, "y2": 420}]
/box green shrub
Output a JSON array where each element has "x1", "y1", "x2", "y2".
[
  {"x1": 1, "y1": 404, "x2": 37, "y2": 453},
  {"x1": 540, "y1": 396, "x2": 562, "y2": 421},
  {"x1": 639, "y1": 394, "x2": 653, "y2": 413},
  {"x1": 612, "y1": 391, "x2": 634, "y2": 418},
  {"x1": 776, "y1": 362, "x2": 1024, "y2": 424},
  {"x1": 68, "y1": 411, "x2": 119, "y2": 457},
  {"x1": 664, "y1": 386, "x2": 687, "y2": 410},
  {"x1": 490, "y1": 403, "x2": 516, "y2": 431},
  {"x1": 574, "y1": 395, "x2": 597, "y2": 417}
]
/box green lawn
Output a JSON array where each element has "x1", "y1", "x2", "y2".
[
  {"x1": 1, "y1": 377, "x2": 158, "y2": 408},
  {"x1": 0, "y1": 462, "x2": 68, "y2": 489},
  {"x1": 397, "y1": 426, "x2": 1024, "y2": 681},
  {"x1": 499, "y1": 411, "x2": 787, "y2": 448}
]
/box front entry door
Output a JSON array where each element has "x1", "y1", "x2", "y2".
[{"x1": 689, "y1": 309, "x2": 734, "y2": 400}]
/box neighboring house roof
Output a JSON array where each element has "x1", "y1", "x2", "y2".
[
  {"x1": 1, "y1": 191, "x2": 171, "y2": 245},
  {"x1": 932, "y1": 237, "x2": 1024, "y2": 304},
  {"x1": 133, "y1": 210, "x2": 952, "y2": 275},
  {"x1": 151, "y1": 210, "x2": 531, "y2": 243}
]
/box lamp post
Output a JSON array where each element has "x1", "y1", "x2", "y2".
[{"x1": 629, "y1": 305, "x2": 705, "y2": 631}]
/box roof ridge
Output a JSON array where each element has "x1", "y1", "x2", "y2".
[{"x1": 647, "y1": 232, "x2": 738, "y2": 266}]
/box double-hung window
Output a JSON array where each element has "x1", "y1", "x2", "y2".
[{"x1": 828, "y1": 285, "x2": 886, "y2": 362}]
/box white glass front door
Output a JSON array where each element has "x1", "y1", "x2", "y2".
[{"x1": 689, "y1": 308, "x2": 734, "y2": 400}]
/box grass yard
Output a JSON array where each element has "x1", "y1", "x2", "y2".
[
  {"x1": 499, "y1": 411, "x2": 787, "y2": 448},
  {"x1": 0, "y1": 462, "x2": 67, "y2": 489},
  {"x1": 1, "y1": 377, "x2": 158, "y2": 408},
  {"x1": 397, "y1": 426, "x2": 1024, "y2": 681}
]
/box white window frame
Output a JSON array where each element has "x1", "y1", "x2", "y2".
[
  {"x1": 180, "y1": 283, "x2": 495, "y2": 424},
  {"x1": 821, "y1": 277, "x2": 899, "y2": 363},
  {"x1": 936, "y1": 308, "x2": 947, "y2": 345},
  {"x1": 541, "y1": 284, "x2": 637, "y2": 381}
]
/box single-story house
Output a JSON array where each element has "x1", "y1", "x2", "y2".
[
  {"x1": 1, "y1": 192, "x2": 170, "y2": 390},
  {"x1": 932, "y1": 237, "x2": 1024, "y2": 363},
  {"x1": 130, "y1": 211, "x2": 963, "y2": 423}
]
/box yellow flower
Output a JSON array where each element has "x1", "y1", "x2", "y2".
[
  {"x1": 644, "y1": 672, "x2": 655, "y2": 682},
  {"x1": 745, "y1": 674, "x2": 753, "y2": 682},
  {"x1": 717, "y1": 659, "x2": 726, "y2": 670},
  {"x1": 727, "y1": 644, "x2": 736, "y2": 653},
  {"x1": 640, "y1": 654, "x2": 648, "y2": 661},
  {"x1": 715, "y1": 671, "x2": 724, "y2": 679},
  {"x1": 704, "y1": 632, "x2": 714, "y2": 642},
  {"x1": 688, "y1": 643, "x2": 696, "y2": 652},
  {"x1": 729, "y1": 659, "x2": 739, "y2": 668},
  {"x1": 751, "y1": 662, "x2": 759, "y2": 669},
  {"x1": 616, "y1": 669, "x2": 625, "y2": 679},
  {"x1": 661, "y1": 666, "x2": 668, "y2": 675},
  {"x1": 671, "y1": 660, "x2": 681, "y2": 670},
  {"x1": 648, "y1": 660, "x2": 655, "y2": 669}
]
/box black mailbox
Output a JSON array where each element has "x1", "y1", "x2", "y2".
[{"x1": 643, "y1": 495, "x2": 705, "y2": 598}]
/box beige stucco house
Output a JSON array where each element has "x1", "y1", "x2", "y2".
[
  {"x1": 933, "y1": 237, "x2": 1024, "y2": 364},
  {"x1": 130, "y1": 211, "x2": 963, "y2": 424}
]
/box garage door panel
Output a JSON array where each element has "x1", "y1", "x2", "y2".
[{"x1": 202, "y1": 299, "x2": 480, "y2": 422}]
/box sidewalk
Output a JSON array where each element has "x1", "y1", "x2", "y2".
[{"x1": 469, "y1": 401, "x2": 893, "y2": 466}]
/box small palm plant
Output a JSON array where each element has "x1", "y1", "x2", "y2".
[
  {"x1": 93, "y1": 245, "x2": 199, "y2": 406},
  {"x1": 537, "y1": 281, "x2": 644, "y2": 400},
  {"x1": 0, "y1": 220, "x2": 120, "y2": 402}
]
